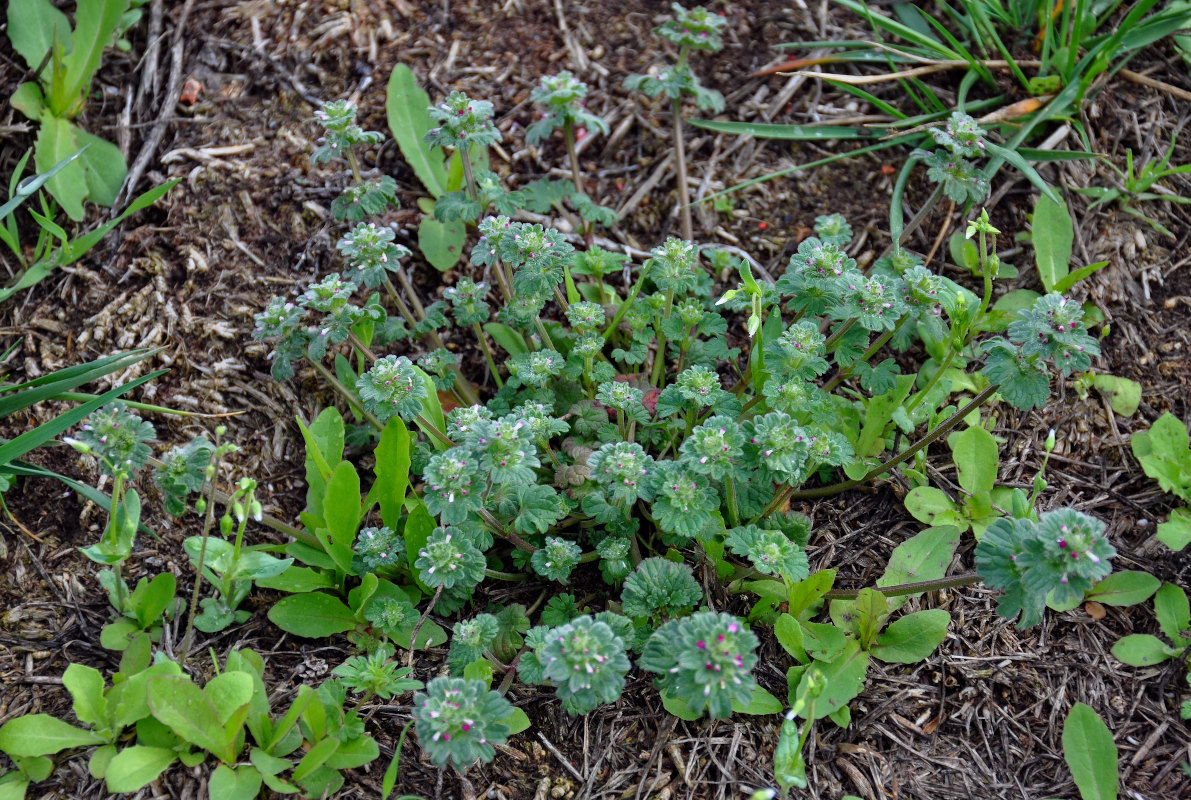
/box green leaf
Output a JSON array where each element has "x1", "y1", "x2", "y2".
[
  {"x1": 786, "y1": 569, "x2": 836, "y2": 619},
  {"x1": 1053, "y1": 261, "x2": 1109, "y2": 294},
  {"x1": 879, "y1": 526, "x2": 960, "y2": 611},
  {"x1": 255, "y1": 565, "x2": 335, "y2": 594},
  {"x1": 418, "y1": 217, "x2": 465, "y2": 271},
  {"x1": 1131, "y1": 413, "x2": 1191, "y2": 503},
  {"x1": 10, "y1": 81, "x2": 47, "y2": 122},
  {"x1": 267, "y1": 592, "x2": 357, "y2": 638},
  {"x1": 385, "y1": 64, "x2": 448, "y2": 197},
  {"x1": 5, "y1": 0, "x2": 72, "y2": 73},
  {"x1": 853, "y1": 588, "x2": 890, "y2": 649},
  {"x1": 0, "y1": 773, "x2": 29, "y2": 800},
  {"x1": 1157, "y1": 507, "x2": 1191, "y2": 552},
  {"x1": 1092, "y1": 375, "x2": 1141, "y2": 418},
  {"x1": 870, "y1": 609, "x2": 950, "y2": 663},
  {"x1": 74, "y1": 126, "x2": 126, "y2": 207},
  {"x1": 1062, "y1": 703, "x2": 1118, "y2": 800},
  {"x1": 35, "y1": 113, "x2": 86, "y2": 220},
  {"x1": 60, "y1": 178, "x2": 176, "y2": 265},
  {"x1": 104, "y1": 746, "x2": 176, "y2": 793},
  {"x1": 0, "y1": 714, "x2": 104, "y2": 757},
  {"x1": 1111, "y1": 634, "x2": 1175, "y2": 666},
  {"x1": 502, "y1": 708, "x2": 532, "y2": 736},
  {"x1": 62, "y1": 663, "x2": 106, "y2": 729},
  {"x1": 794, "y1": 639, "x2": 869, "y2": 720},
  {"x1": 482, "y1": 322, "x2": 530, "y2": 357},
  {"x1": 131, "y1": 572, "x2": 176, "y2": 629},
  {"x1": 321, "y1": 460, "x2": 361, "y2": 575},
  {"x1": 732, "y1": 686, "x2": 783, "y2": 716},
  {"x1": 209, "y1": 764, "x2": 264, "y2": 800},
  {"x1": 371, "y1": 418, "x2": 410, "y2": 529},
  {"x1": 774, "y1": 613, "x2": 808, "y2": 664},
  {"x1": 800, "y1": 621, "x2": 847, "y2": 662},
  {"x1": 297, "y1": 408, "x2": 344, "y2": 525},
  {"x1": 904, "y1": 486, "x2": 961, "y2": 528},
  {"x1": 402, "y1": 499, "x2": 436, "y2": 594},
  {"x1": 61, "y1": 0, "x2": 130, "y2": 109},
  {"x1": 293, "y1": 737, "x2": 339, "y2": 782},
  {"x1": 659, "y1": 690, "x2": 701, "y2": 721},
  {"x1": 949, "y1": 425, "x2": 999, "y2": 496},
  {"x1": 1154, "y1": 582, "x2": 1191, "y2": 644},
  {"x1": 1032, "y1": 194, "x2": 1073, "y2": 293},
  {"x1": 1085, "y1": 571, "x2": 1160, "y2": 607},
  {"x1": 146, "y1": 673, "x2": 251, "y2": 764}
]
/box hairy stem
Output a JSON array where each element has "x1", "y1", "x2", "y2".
[
  {"x1": 472, "y1": 322, "x2": 504, "y2": 388},
  {"x1": 824, "y1": 570, "x2": 980, "y2": 600},
  {"x1": 672, "y1": 97, "x2": 693, "y2": 242},
  {"x1": 405, "y1": 584, "x2": 443, "y2": 668},
  {"x1": 309, "y1": 359, "x2": 384, "y2": 431}
]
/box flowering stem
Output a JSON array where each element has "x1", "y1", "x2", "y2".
[
  {"x1": 824, "y1": 570, "x2": 980, "y2": 600},
  {"x1": 904, "y1": 348, "x2": 957, "y2": 414},
  {"x1": 347, "y1": 331, "x2": 377, "y2": 362},
  {"x1": 405, "y1": 584, "x2": 443, "y2": 669},
  {"x1": 459, "y1": 147, "x2": 479, "y2": 202},
  {"x1": 724, "y1": 475, "x2": 741, "y2": 528},
  {"x1": 532, "y1": 316, "x2": 558, "y2": 351},
  {"x1": 415, "y1": 413, "x2": 455, "y2": 448},
  {"x1": 477, "y1": 507, "x2": 536, "y2": 553},
  {"x1": 472, "y1": 322, "x2": 504, "y2": 388},
  {"x1": 180, "y1": 434, "x2": 225, "y2": 667},
  {"x1": 563, "y1": 119, "x2": 592, "y2": 240},
  {"x1": 309, "y1": 359, "x2": 384, "y2": 431},
  {"x1": 346, "y1": 149, "x2": 364, "y2": 185},
  {"x1": 822, "y1": 317, "x2": 907, "y2": 394},
  {"x1": 823, "y1": 317, "x2": 857, "y2": 352},
  {"x1": 672, "y1": 97, "x2": 693, "y2": 242}
]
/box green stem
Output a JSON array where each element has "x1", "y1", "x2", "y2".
[
  {"x1": 750, "y1": 385, "x2": 999, "y2": 520},
  {"x1": 472, "y1": 322, "x2": 504, "y2": 388},
  {"x1": 533, "y1": 316, "x2": 558, "y2": 351},
  {"x1": 484, "y1": 568, "x2": 528, "y2": 582},
  {"x1": 905, "y1": 348, "x2": 957, "y2": 414},
  {"x1": 347, "y1": 331, "x2": 377, "y2": 362},
  {"x1": 824, "y1": 570, "x2": 980, "y2": 600},
  {"x1": 603, "y1": 266, "x2": 650, "y2": 340},
  {"x1": 672, "y1": 97, "x2": 693, "y2": 242},
  {"x1": 724, "y1": 475, "x2": 740, "y2": 528},
  {"x1": 415, "y1": 413, "x2": 455, "y2": 448},
  {"x1": 459, "y1": 148, "x2": 478, "y2": 202},
  {"x1": 563, "y1": 119, "x2": 591, "y2": 240},
  {"x1": 346, "y1": 150, "x2": 363, "y2": 184},
  {"x1": 822, "y1": 317, "x2": 907, "y2": 394},
  {"x1": 309, "y1": 360, "x2": 384, "y2": 431},
  {"x1": 180, "y1": 438, "x2": 225, "y2": 666},
  {"x1": 823, "y1": 317, "x2": 858, "y2": 352}
]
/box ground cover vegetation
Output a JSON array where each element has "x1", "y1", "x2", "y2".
[{"x1": 1, "y1": 1, "x2": 1190, "y2": 798}]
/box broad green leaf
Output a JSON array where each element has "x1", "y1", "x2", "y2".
[
  {"x1": 1153, "y1": 583, "x2": 1191, "y2": 644},
  {"x1": 209, "y1": 764, "x2": 263, "y2": 800},
  {"x1": 267, "y1": 592, "x2": 357, "y2": 638},
  {"x1": 904, "y1": 487, "x2": 961, "y2": 528},
  {"x1": 293, "y1": 737, "x2": 339, "y2": 782},
  {"x1": 786, "y1": 569, "x2": 836, "y2": 619},
  {"x1": 61, "y1": 0, "x2": 131, "y2": 112},
  {"x1": 62, "y1": 663, "x2": 106, "y2": 729},
  {"x1": 1131, "y1": 413, "x2": 1191, "y2": 503},
  {"x1": 463, "y1": 659, "x2": 495, "y2": 688},
  {"x1": 878, "y1": 526, "x2": 960, "y2": 611},
  {"x1": 146, "y1": 675, "x2": 244, "y2": 763},
  {"x1": 10, "y1": 82, "x2": 47, "y2": 123},
  {"x1": 298, "y1": 407, "x2": 344, "y2": 524},
  {"x1": 800, "y1": 621, "x2": 847, "y2": 662},
  {"x1": 1111, "y1": 634, "x2": 1175, "y2": 666},
  {"x1": 794, "y1": 639, "x2": 869, "y2": 720},
  {"x1": 1157, "y1": 507, "x2": 1191, "y2": 551},
  {"x1": 659, "y1": 690, "x2": 701, "y2": 721},
  {"x1": 88, "y1": 743, "x2": 115, "y2": 779},
  {"x1": 871, "y1": 609, "x2": 950, "y2": 663},
  {"x1": 774, "y1": 613, "x2": 808, "y2": 664},
  {"x1": 385, "y1": 64, "x2": 448, "y2": 197},
  {"x1": 1092, "y1": 375, "x2": 1141, "y2": 418},
  {"x1": 5, "y1": 0, "x2": 72, "y2": 72},
  {"x1": 855, "y1": 374, "x2": 914, "y2": 458},
  {"x1": 371, "y1": 418, "x2": 411, "y2": 529},
  {"x1": 132, "y1": 572, "x2": 176, "y2": 629},
  {"x1": 417, "y1": 216, "x2": 465, "y2": 271},
  {"x1": 0, "y1": 774, "x2": 29, "y2": 800},
  {"x1": 853, "y1": 588, "x2": 890, "y2": 649},
  {"x1": 255, "y1": 565, "x2": 335, "y2": 594},
  {"x1": 35, "y1": 113, "x2": 85, "y2": 220},
  {"x1": 949, "y1": 425, "x2": 999, "y2": 496},
  {"x1": 1085, "y1": 571, "x2": 1160, "y2": 607},
  {"x1": 321, "y1": 460, "x2": 361, "y2": 574},
  {"x1": 0, "y1": 714, "x2": 103, "y2": 756},
  {"x1": 502, "y1": 708, "x2": 532, "y2": 736},
  {"x1": 204, "y1": 671, "x2": 254, "y2": 728},
  {"x1": 773, "y1": 716, "x2": 805, "y2": 793},
  {"x1": 104, "y1": 746, "x2": 175, "y2": 793},
  {"x1": 732, "y1": 686, "x2": 783, "y2": 716},
  {"x1": 1062, "y1": 703, "x2": 1118, "y2": 800},
  {"x1": 1032, "y1": 194, "x2": 1073, "y2": 292},
  {"x1": 74, "y1": 125, "x2": 126, "y2": 207},
  {"x1": 482, "y1": 322, "x2": 530, "y2": 357},
  {"x1": 413, "y1": 366, "x2": 447, "y2": 450},
  {"x1": 390, "y1": 619, "x2": 447, "y2": 650}
]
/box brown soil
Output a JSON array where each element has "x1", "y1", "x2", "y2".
[{"x1": 2, "y1": 1, "x2": 1190, "y2": 799}]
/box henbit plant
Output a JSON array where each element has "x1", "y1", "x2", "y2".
[
  {"x1": 1131, "y1": 412, "x2": 1191, "y2": 552},
  {"x1": 624, "y1": 3, "x2": 726, "y2": 241},
  {"x1": 6, "y1": 0, "x2": 134, "y2": 218}
]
